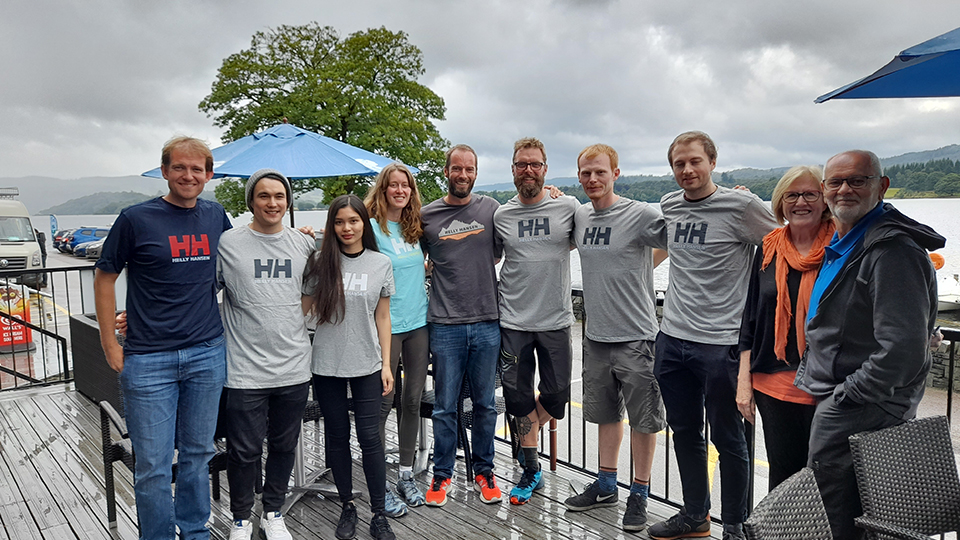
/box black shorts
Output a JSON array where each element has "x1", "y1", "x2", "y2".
[{"x1": 499, "y1": 326, "x2": 573, "y2": 419}]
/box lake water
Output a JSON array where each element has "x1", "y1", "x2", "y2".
[{"x1": 34, "y1": 196, "x2": 960, "y2": 297}]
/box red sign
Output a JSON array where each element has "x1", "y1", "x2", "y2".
[{"x1": 0, "y1": 287, "x2": 32, "y2": 348}]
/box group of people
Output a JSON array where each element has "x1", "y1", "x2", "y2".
[{"x1": 94, "y1": 130, "x2": 944, "y2": 540}]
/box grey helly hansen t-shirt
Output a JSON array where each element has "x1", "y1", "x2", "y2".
[
  {"x1": 574, "y1": 197, "x2": 667, "y2": 343},
  {"x1": 494, "y1": 194, "x2": 579, "y2": 332},
  {"x1": 304, "y1": 249, "x2": 395, "y2": 378},
  {"x1": 659, "y1": 185, "x2": 777, "y2": 345},
  {"x1": 217, "y1": 226, "x2": 314, "y2": 389}
]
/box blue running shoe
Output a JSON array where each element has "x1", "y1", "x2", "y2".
[
  {"x1": 509, "y1": 468, "x2": 544, "y2": 505},
  {"x1": 383, "y1": 485, "x2": 408, "y2": 518}
]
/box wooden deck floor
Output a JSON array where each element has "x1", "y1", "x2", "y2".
[{"x1": 0, "y1": 384, "x2": 724, "y2": 539}]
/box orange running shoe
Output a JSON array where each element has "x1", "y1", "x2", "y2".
[
  {"x1": 425, "y1": 476, "x2": 454, "y2": 507},
  {"x1": 474, "y1": 470, "x2": 502, "y2": 504}
]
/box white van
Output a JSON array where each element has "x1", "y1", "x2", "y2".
[{"x1": 0, "y1": 188, "x2": 44, "y2": 288}]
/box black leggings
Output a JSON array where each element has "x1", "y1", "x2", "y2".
[
  {"x1": 379, "y1": 326, "x2": 430, "y2": 467},
  {"x1": 313, "y1": 372, "x2": 386, "y2": 513}
]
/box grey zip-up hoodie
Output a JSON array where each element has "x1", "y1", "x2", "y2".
[{"x1": 796, "y1": 203, "x2": 946, "y2": 419}]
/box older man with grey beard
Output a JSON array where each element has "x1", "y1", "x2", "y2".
[{"x1": 797, "y1": 149, "x2": 944, "y2": 540}]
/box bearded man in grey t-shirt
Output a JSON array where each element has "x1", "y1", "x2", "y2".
[
  {"x1": 649, "y1": 132, "x2": 777, "y2": 540},
  {"x1": 493, "y1": 137, "x2": 578, "y2": 506}
]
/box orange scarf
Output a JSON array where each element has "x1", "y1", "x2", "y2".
[{"x1": 761, "y1": 219, "x2": 835, "y2": 363}]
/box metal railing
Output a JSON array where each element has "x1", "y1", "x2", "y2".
[
  {"x1": 505, "y1": 295, "x2": 960, "y2": 522},
  {"x1": 0, "y1": 265, "x2": 96, "y2": 391},
  {"x1": 6, "y1": 268, "x2": 959, "y2": 524}
]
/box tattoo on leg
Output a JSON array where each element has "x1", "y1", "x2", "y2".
[{"x1": 517, "y1": 415, "x2": 534, "y2": 437}]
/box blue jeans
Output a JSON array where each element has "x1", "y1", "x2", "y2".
[
  {"x1": 654, "y1": 333, "x2": 749, "y2": 524},
  {"x1": 120, "y1": 336, "x2": 226, "y2": 540},
  {"x1": 429, "y1": 321, "x2": 500, "y2": 479}
]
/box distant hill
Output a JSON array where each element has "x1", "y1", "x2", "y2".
[
  {"x1": 7, "y1": 144, "x2": 960, "y2": 214},
  {"x1": 39, "y1": 191, "x2": 155, "y2": 214},
  {"x1": 2, "y1": 175, "x2": 168, "y2": 214}
]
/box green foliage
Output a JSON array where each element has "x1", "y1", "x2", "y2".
[
  {"x1": 935, "y1": 173, "x2": 960, "y2": 197},
  {"x1": 214, "y1": 179, "x2": 247, "y2": 217},
  {"x1": 886, "y1": 159, "x2": 960, "y2": 198},
  {"x1": 199, "y1": 23, "x2": 450, "y2": 209}
]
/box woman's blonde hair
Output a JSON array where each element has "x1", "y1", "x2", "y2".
[
  {"x1": 771, "y1": 165, "x2": 831, "y2": 225},
  {"x1": 364, "y1": 162, "x2": 423, "y2": 245}
]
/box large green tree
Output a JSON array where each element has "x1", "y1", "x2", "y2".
[{"x1": 200, "y1": 23, "x2": 449, "y2": 214}]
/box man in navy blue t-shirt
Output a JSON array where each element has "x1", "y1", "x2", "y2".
[{"x1": 94, "y1": 136, "x2": 232, "y2": 540}]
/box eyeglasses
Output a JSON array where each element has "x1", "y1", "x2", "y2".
[
  {"x1": 513, "y1": 161, "x2": 545, "y2": 171},
  {"x1": 823, "y1": 175, "x2": 878, "y2": 191},
  {"x1": 783, "y1": 191, "x2": 822, "y2": 203}
]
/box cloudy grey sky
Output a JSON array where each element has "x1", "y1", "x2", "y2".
[{"x1": 3, "y1": 0, "x2": 960, "y2": 186}]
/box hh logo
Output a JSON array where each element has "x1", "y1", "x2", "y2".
[
  {"x1": 518, "y1": 218, "x2": 550, "y2": 238},
  {"x1": 390, "y1": 237, "x2": 415, "y2": 254},
  {"x1": 168, "y1": 235, "x2": 210, "y2": 257},
  {"x1": 343, "y1": 272, "x2": 368, "y2": 292},
  {"x1": 674, "y1": 222, "x2": 708, "y2": 244},
  {"x1": 582, "y1": 227, "x2": 612, "y2": 245},
  {"x1": 254, "y1": 259, "x2": 292, "y2": 278}
]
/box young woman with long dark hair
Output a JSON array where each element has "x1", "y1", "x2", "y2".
[{"x1": 302, "y1": 194, "x2": 396, "y2": 540}]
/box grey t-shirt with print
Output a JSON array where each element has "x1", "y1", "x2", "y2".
[
  {"x1": 217, "y1": 226, "x2": 315, "y2": 389},
  {"x1": 494, "y1": 194, "x2": 578, "y2": 332},
  {"x1": 304, "y1": 250, "x2": 395, "y2": 378},
  {"x1": 660, "y1": 185, "x2": 777, "y2": 345},
  {"x1": 574, "y1": 197, "x2": 667, "y2": 343},
  {"x1": 420, "y1": 195, "x2": 502, "y2": 324}
]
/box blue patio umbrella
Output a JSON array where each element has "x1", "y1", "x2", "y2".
[
  {"x1": 142, "y1": 122, "x2": 418, "y2": 179},
  {"x1": 816, "y1": 26, "x2": 960, "y2": 102},
  {"x1": 143, "y1": 122, "x2": 419, "y2": 226}
]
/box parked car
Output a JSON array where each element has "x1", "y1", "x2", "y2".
[
  {"x1": 66, "y1": 227, "x2": 109, "y2": 253},
  {"x1": 53, "y1": 228, "x2": 75, "y2": 251},
  {"x1": 83, "y1": 237, "x2": 106, "y2": 259},
  {"x1": 73, "y1": 241, "x2": 96, "y2": 258}
]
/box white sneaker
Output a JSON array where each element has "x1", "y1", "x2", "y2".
[
  {"x1": 261, "y1": 511, "x2": 293, "y2": 540},
  {"x1": 228, "y1": 519, "x2": 253, "y2": 540}
]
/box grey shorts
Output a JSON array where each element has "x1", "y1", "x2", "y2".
[{"x1": 582, "y1": 338, "x2": 665, "y2": 434}]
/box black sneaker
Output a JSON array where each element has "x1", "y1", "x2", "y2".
[
  {"x1": 721, "y1": 523, "x2": 745, "y2": 540},
  {"x1": 648, "y1": 508, "x2": 710, "y2": 539},
  {"x1": 369, "y1": 512, "x2": 396, "y2": 540},
  {"x1": 335, "y1": 503, "x2": 357, "y2": 540},
  {"x1": 563, "y1": 480, "x2": 618, "y2": 511},
  {"x1": 622, "y1": 492, "x2": 648, "y2": 531}
]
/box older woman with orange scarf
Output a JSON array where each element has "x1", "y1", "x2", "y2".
[{"x1": 737, "y1": 165, "x2": 834, "y2": 491}]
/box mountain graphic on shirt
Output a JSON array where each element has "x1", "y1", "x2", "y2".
[{"x1": 438, "y1": 219, "x2": 485, "y2": 241}]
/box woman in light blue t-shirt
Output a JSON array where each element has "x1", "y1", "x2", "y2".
[{"x1": 365, "y1": 163, "x2": 430, "y2": 513}]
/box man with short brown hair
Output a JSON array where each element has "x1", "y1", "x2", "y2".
[
  {"x1": 95, "y1": 136, "x2": 232, "y2": 540},
  {"x1": 650, "y1": 131, "x2": 777, "y2": 540}
]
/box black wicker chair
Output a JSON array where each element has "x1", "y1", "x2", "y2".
[
  {"x1": 100, "y1": 394, "x2": 231, "y2": 530},
  {"x1": 743, "y1": 467, "x2": 832, "y2": 540},
  {"x1": 849, "y1": 415, "x2": 960, "y2": 540}
]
